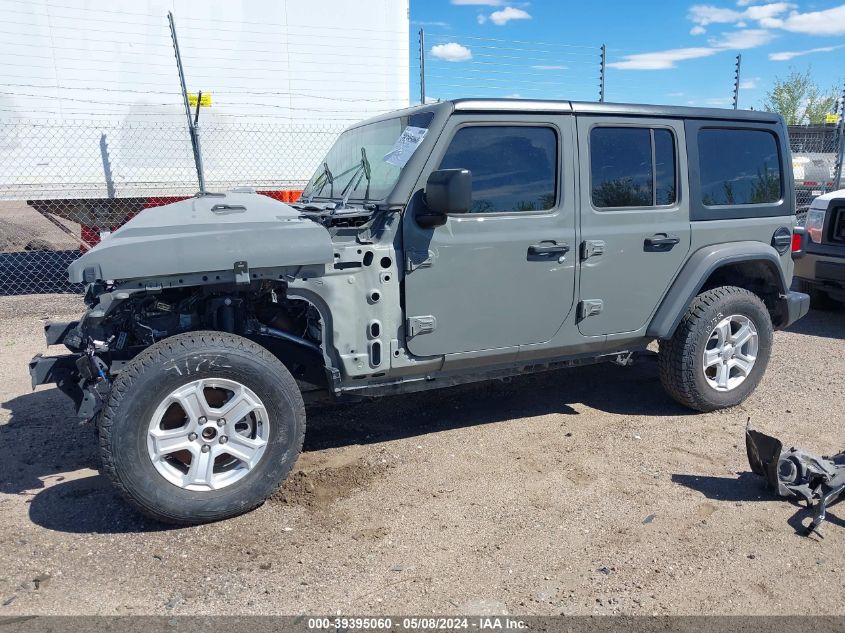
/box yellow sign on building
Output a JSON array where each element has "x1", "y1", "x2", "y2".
[{"x1": 825, "y1": 113, "x2": 839, "y2": 124}]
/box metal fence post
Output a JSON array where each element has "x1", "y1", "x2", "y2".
[
  {"x1": 168, "y1": 11, "x2": 206, "y2": 193},
  {"x1": 834, "y1": 81, "x2": 845, "y2": 191},
  {"x1": 599, "y1": 44, "x2": 606, "y2": 103},
  {"x1": 419, "y1": 28, "x2": 426, "y2": 105},
  {"x1": 732, "y1": 54, "x2": 741, "y2": 110}
]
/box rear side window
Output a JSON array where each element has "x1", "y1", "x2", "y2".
[
  {"x1": 590, "y1": 127, "x2": 677, "y2": 208},
  {"x1": 438, "y1": 126, "x2": 557, "y2": 213},
  {"x1": 698, "y1": 129, "x2": 782, "y2": 206}
]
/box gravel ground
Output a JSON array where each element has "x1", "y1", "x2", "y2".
[{"x1": 0, "y1": 293, "x2": 843, "y2": 616}]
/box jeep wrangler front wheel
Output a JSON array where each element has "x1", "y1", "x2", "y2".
[
  {"x1": 98, "y1": 331, "x2": 305, "y2": 525},
  {"x1": 658, "y1": 286, "x2": 773, "y2": 412}
]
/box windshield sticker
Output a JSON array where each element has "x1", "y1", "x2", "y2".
[{"x1": 383, "y1": 126, "x2": 428, "y2": 167}]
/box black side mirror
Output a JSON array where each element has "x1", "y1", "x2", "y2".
[{"x1": 425, "y1": 168, "x2": 472, "y2": 214}]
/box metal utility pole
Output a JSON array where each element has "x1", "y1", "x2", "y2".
[
  {"x1": 732, "y1": 54, "x2": 742, "y2": 110},
  {"x1": 599, "y1": 44, "x2": 606, "y2": 103},
  {"x1": 834, "y1": 80, "x2": 845, "y2": 190},
  {"x1": 168, "y1": 11, "x2": 206, "y2": 193},
  {"x1": 419, "y1": 28, "x2": 426, "y2": 105}
]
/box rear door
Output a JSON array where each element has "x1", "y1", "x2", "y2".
[
  {"x1": 402, "y1": 114, "x2": 577, "y2": 356},
  {"x1": 576, "y1": 117, "x2": 691, "y2": 336}
]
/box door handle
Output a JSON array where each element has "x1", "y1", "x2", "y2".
[
  {"x1": 528, "y1": 242, "x2": 570, "y2": 256},
  {"x1": 644, "y1": 234, "x2": 680, "y2": 251}
]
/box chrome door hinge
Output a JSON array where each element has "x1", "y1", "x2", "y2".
[
  {"x1": 577, "y1": 299, "x2": 603, "y2": 320},
  {"x1": 581, "y1": 240, "x2": 606, "y2": 260},
  {"x1": 407, "y1": 315, "x2": 437, "y2": 337}
]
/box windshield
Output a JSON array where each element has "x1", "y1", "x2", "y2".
[{"x1": 302, "y1": 111, "x2": 435, "y2": 203}]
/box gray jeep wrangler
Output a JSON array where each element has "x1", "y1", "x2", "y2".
[
  {"x1": 30, "y1": 99, "x2": 810, "y2": 524},
  {"x1": 794, "y1": 189, "x2": 845, "y2": 308}
]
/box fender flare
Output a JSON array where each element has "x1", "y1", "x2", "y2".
[{"x1": 647, "y1": 241, "x2": 788, "y2": 339}]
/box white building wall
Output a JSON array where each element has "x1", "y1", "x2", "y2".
[{"x1": 0, "y1": 0, "x2": 410, "y2": 196}]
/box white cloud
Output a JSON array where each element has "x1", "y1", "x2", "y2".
[
  {"x1": 531, "y1": 64, "x2": 568, "y2": 70},
  {"x1": 739, "y1": 77, "x2": 760, "y2": 88},
  {"x1": 608, "y1": 47, "x2": 718, "y2": 70},
  {"x1": 666, "y1": 91, "x2": 686, "y2": 97},
  {"x1": 608, "y1": 29, "x2": 773, "y2": 71},
  {"x1": 689, "y1": 2, "x2": 845, "y2": 35},
  {"x1": 504, "y1": 93, "x2": 522, "y2": 98},
  {"x1": 776, "y1": 5, "x2": 845, "y2": 35},
  {"x1": 489, "y1": 6, "x2": 532, "y2": 25},
  {"x1": 689, "y1": 5, "x2": 744, "y2": 26},
  {"x1": 690, "y1": 25, "x2": 707, "y2": 35},
  {"x1": 709, "y1": 28, "x2": 775, "y2": 49},
  {"x1": 477, "y1": 14, "x2": 487, "y2": 24},
  {"x1": 451, "y1": 0, "x2": 505, "y2": 4},
  {"x1": 744, "y1": 2, "x2": 795, "y2": 21},
  {"x1": 430, "y1": 42, "x2": 473, "y2": 62},
  {"x1": 688, "y1": 2, "x2": 794, "y2": 27},
  {"x1": 769, "y1": 44, "x2": 845, "y2": 60}
]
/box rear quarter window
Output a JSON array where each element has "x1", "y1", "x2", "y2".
[{"x1": 698, "y1": 128, "x2": 782, "y2": 206}]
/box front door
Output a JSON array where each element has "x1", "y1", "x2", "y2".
[
  {"x1": 575, "y1": 117, "x2": 691, "y2": 336},
  {"x1": 402, "y1": 115, "x2": 577, "y2": 357}
]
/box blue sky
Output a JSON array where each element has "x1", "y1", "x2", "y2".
[{"x1": 409, "y1": 0, "x2": 845, "y2": 108}]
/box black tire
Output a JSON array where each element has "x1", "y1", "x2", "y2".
[
  {"x1": 98, "y1": 331, "x2": 305, "y2": 525},
  {"x1": 658, "y1": 286, "x2": 773, "y2": 412},
  {"x1": 796, "y1": 279, "x2": 841, "y2": 310}
]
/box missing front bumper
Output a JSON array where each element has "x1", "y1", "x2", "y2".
[{"x1": 29, "y1": 353, "x2": 103, "y2": 420}]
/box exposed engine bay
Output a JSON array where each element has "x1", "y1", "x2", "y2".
[
  {"x1": 76, "y1": 281, "x2": 321, "y2": 354},
  {"x1": 746, "y1": 422, "x2": 845, "y2": 536},
  {"x1": 31, "y1": 281, "x2": 327, "y2": 420}
]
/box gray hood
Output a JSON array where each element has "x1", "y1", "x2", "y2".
[{"x1": 68, "y1": 192, "x2": 333, "y2": 283}]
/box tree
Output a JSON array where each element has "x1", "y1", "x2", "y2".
[{"x1": 762, "y1": 67, "x2": 838, "y2": 125}]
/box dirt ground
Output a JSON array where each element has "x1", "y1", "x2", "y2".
[{"x1": 0, "y1": 293, "x2": 843, "y2": 616}]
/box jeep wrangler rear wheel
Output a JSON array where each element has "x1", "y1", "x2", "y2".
[
  {"x1": 98, "y1": 331, "x2": 305, "y2": 525},
  {"x1": 658, "y1": 286, "x2": 773, "y2": 412}
]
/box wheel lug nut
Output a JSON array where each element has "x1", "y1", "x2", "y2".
[
  {"x1": 219, "y1": 436, "x2": 228, "y2": 444},
  {"x1": 201, "y1": 445, "x2": 210, "y2": 453},
  {"x1": 188, "y1": 432, "x2": 198, "y2": 441},
  {"x1": 198, "y1": 416, "x2": 207, "y2": 424},
  {"x1": 217, "y1": 418, "x2": 226, "y2": 427}
]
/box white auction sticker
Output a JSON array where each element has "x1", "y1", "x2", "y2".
[{"x1": 383, "y1": 126, "x2": 428, "y2": 167}]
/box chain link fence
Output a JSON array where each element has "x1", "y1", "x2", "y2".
[
  {"x1": 788, "y1": 123, "x2": 843, "y2": 225},
  {"x1": 0, "y1": 118, "x2": 346, "y2": 295},
  {"x1": 2, "y1": 117, "x2": 843, "y2": 296}
]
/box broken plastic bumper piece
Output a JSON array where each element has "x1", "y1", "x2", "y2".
[{"x1": 746, "y1": 422, "x2": 845, "y2": 536}]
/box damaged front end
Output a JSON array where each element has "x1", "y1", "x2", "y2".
[
  {"x1": 29, "y1": 277, "x2": 329, "y2": 421},
  {"x1": 29, "y1": 318, "x2": 111, "y2": 420},
  {"x1": 746, "y1": 422, "x2": 845, "y2": 535},
  {"x1": 28, "y1": 190, "x2": 336, "y2": 420}
]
